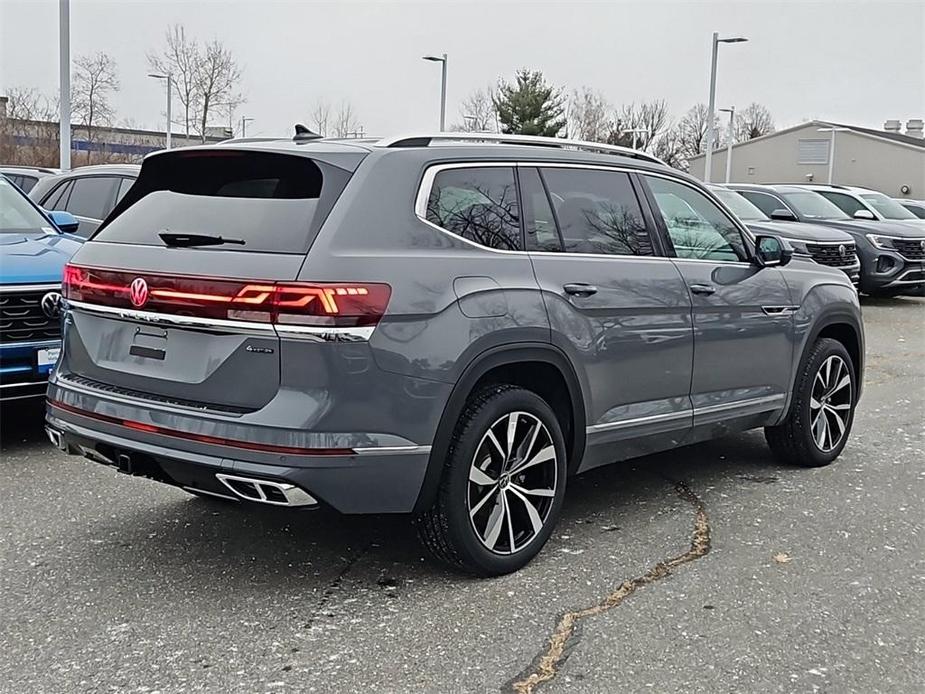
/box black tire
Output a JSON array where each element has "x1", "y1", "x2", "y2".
[
  {"x1": 765, "y1": 338, "x2": 856, "y2": 467},
  {"x1": 416, "y1": 384, "x2": 568, "y2": 576}
]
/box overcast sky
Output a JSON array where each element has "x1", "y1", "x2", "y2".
[{"x1": 1, "y1": 0, "x2": 923, "y2": 138}]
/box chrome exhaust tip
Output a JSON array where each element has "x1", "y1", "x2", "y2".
[
  {"x1": 215, "y1": 473, "x2": 318, "y2": 507},
  {"x1": 45, "y1": 427, "x2": 65, "y2": 451}
]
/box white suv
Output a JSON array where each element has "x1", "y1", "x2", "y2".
[{"x1": 801, "y1": 184, "x2": 925, "y2": 227}]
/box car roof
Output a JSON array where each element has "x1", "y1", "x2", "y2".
[{"x1": 729, "y1": 184, "x2": 810, "y2": 194}]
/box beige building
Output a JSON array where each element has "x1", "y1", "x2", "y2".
[{"x1": 689, "y1": 119, "x2": 925, "y2": 199}]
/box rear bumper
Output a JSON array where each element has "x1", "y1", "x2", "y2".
[{"x1": 46, "y1": 401, "x2": 432, "y2": 515}]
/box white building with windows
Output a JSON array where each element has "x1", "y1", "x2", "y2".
[{"x1": 689, "y1": 119, "x2": 925, "y2": 199}]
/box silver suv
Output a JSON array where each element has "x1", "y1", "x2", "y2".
[{"x1": 46, "y1": 132, "x2": 864, "y2": 575}]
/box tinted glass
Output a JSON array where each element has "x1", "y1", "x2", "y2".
[
  {"x1": 738, "y1": 191, "x2": 787, "y2": 217},
  {"x1": 426, "y1": 167, "x2": 522, "y2": 251},
  {"x1": 540, "y1": 168, "x2": 652, "y2": 255},
  {"x1": 17, "y1": 175, "x2": 38, "y2": 193},
  {"x1": 712, "y1": 188, "x2": 768, "y2": 221},
  {"x1": 646, "y1": 176, "x2": 747, "y2": 262},
  {"x1": 43, "y1": 180, "x2": 72, "y2": 210},
  {"x1": 519, "y1": 168, "x2": 561, "y2": 251},
  {"x1": 859, "y1": 192, "x2": 917, "y2": 220},
  {"x1": 902, "y1": 202, "x2": 925, "y2": 219},
  {"x1": 0, "y1": 177, "x2": 53, "y2": 233},
  {"x1": 96, "y1": 151, "x2": 350, "y2": 253},
  {"x1": 818, "y1": 191, "x2": 868, "y2": 217},
  {"x1": 116, "y1": 177, "x2": 135, "y2": 203},
  {"x1": 65, "y1": 176, "x2": 118, "y2": 219},
  {"x1": 781, "y1": 191, "x2": 849, "y2": 219}
]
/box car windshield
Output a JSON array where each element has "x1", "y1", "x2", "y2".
[
  {"x1": 781, "y1": 191, "x2": 850, "y2": 219},
  {"x1": 860, "y1": 193, "x2": 918, "y2": 220},
  {"x1": 0, "y1": 176, "x2": 54, "y2": 233},
  {"x1": 712, "y1": 188, "x2": 769, "y2": 221}
]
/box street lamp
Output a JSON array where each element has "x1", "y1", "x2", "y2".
[
  {"x1": 59, "y1": 0, "x2": 71, "y2": 170},
  {"x1": 422, "y1": 53, "x2": 448, "y2": 131},
  {"x1": 621, "y1": 128, "x2": 648, "y2": 150},
  {"x1": 147, "y1": 73, "x2": 172, "y2": 149},
  {"x1": 240, "y1": 116, "x2": 255, "y2": 137},
  {"x1": 818, "y1": 126, "x2": 849, "y2": 184},
  {"x1": 704, "y1": 33, "x2": 748, "y2": 183},
  {"x1": 719, "y1": 106, "x2": 735, "y2": 183}
]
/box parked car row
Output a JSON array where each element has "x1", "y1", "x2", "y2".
[{"x1": 728, "y1": 183, "x2": 925, "y2": 296}]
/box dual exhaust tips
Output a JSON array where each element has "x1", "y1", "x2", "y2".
[{"x1": 215, "y1": 473, "x2": 317, "y2": 507}]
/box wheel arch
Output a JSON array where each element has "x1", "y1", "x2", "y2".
[{"x1": 412, "y1": 343, "x2": 586, "y2": 515}]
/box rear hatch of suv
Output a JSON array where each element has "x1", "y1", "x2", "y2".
[{"x1": 59, "y1": 146, "x2": 367, "y2": 412}]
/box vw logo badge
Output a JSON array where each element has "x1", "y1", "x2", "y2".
[
  {"x1": 838, "y1": 244, "x2": 846, "y2": 256},
  {"x1": 129, "y1": 277, "x2": 149, "y2": 308},
  {"x1": 41, "y1": 291, "x2": 62, "y2": 318}
]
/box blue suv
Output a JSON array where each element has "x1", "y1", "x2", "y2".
[{"x1": 0, "y1": 175, "x2": 82, "y2": 401}]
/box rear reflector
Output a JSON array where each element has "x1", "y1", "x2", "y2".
[
  {"x1": 63, "y1": 264, "x2": 390, "y2": 327},
  {"x1": 48, "y1": 399, "x2": 355, "y2": 456}
]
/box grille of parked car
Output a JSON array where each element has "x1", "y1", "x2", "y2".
[
  {"x1": 0, "y1": 289, "x2": 62, "y2": 344},
  {"x1": 806, "y1": 243, "x2": 858, "y2": 268},
  {"x1": 892, "y1": 238, "x2": 925, "y2": 260}
]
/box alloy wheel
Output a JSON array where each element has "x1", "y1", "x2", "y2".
[
  {"x1": 810, "y1": 355, "x2": 852, "y2": 452},
  {"x1": 467, "y1": 411, "x2": 558, "y2": 554}
]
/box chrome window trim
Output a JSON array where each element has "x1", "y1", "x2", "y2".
[
  {"x1": 0, "y1": 283, "x2": 61, "y2": 294},
  {"x1": 415, "y1": 161, "x2": 676, "y2": 260}
]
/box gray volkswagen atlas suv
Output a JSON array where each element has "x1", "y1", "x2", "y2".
[{"x1": 46, "y1": 132, "x2": 864, "y2": 575}]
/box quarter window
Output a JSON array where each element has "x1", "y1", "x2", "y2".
[
  {"x1": 539, "y1": 168, "x2": 653, "y2": 256},
  {"x1": 43, "y1": 180, "x2": 73, "y2": 210},
  {"x1": 645, "y1": 176, "x2": 748, "y2": 262},
  {"x1": 425, "y1": 167, "x2": 522, "y2": 251}
]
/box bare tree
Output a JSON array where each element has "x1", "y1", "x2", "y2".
[
  {"x1": 194, "y1": 39, "x2": 243, "y2": 142},
  {"x1": 734, "y1": 102, "x2": 775, "y2": 142},
  {"x1": 332, "y1": 100, "x2": 359, "y2": 137},
  {"x1": 147, "y1": 25, "x2": 199, "y2": 139},
  {"x1": 72, "y1": 52, "x2": 119, "y2": 163},
  {"x1": 1, "y1": 86, "x2": 60, "y2": 165},
  {"x1": 310, "y1": 100, "x2": 332, "y2": 135},
  {"x1": 451, "y1": 87, "x2": 497, "y2": 132},
  {"x1": 676, "y1": 103, "x2": 719, "y2": 160},
  {"x1": 608, "y1": 100, "x2": 669, "y2": 150},
  {"x1": 651, "y1": 126, "x2": 686, "y2": 169},
  {"x1": 568, "y1": 87, "x2": 611, "y2": 141}
]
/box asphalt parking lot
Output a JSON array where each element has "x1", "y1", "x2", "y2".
[{"x1": 1, "y1": 296, "x2": 922, "y2": 694}]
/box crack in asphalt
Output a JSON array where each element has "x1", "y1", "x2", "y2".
[
  {"x1": 301, "y1": 540, "x2": 373, "y2": 631},
  {"x1": 508, "y1": 480, "x2": 711, "y2": 694}
]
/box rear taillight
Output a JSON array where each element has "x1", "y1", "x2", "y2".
[{"x1": 63, "y1": 264, "x2": 391, "y2": 327}]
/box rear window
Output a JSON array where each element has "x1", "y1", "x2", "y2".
[{"x1": 94, "y1": 150, "x2": 351, "y2": 253}]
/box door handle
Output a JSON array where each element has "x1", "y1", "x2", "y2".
[
  {"x1": 563, "y1": 283, "x2": 598, "y2": 297},
  {"x1": 689, "y1": 284, "x2": 716, "y2": 295}
]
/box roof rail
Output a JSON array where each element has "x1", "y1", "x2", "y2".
[{"x1": 376, "y1": 132, "x2": 667, "y2": 165}]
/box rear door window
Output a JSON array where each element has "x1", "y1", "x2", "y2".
[
  {"x1": 65, "y1": 176, "x2": 118, "y2": 219},
  {"x1": 425, "y1": 166, "x2": 522, "y2": 251},
  {"x1": 94, "y1": 150, "x2": 353, "y2": 253},
  {"x1": 539, "y1": 167, "x2": 653, "y2": 256}
]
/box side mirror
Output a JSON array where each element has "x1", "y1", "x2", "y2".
[
  {"x1": 753, "y1": 234, "x2": 792, "y2": 268},
  {"x1": 46, "y1": 209, "x2": 80, "y2": 234},
  {"x1": 770, "y1": 208, "x2": 797, "y2": 221},
  {"x1": 853, "y1": 209, "x2": 876, "y2": 220}
]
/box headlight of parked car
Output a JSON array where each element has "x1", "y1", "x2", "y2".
[{"x1": 865, "y1": 234, "x2": 897, "y2": 250}]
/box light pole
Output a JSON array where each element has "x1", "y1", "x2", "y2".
[
  {"x1": 719, "y1": 106, "x2": 735, "y2": 183},
  {"x1": 704, "y1": 32, "x2": 748, "y2": 183},
  {"x1": 58, "y1": 0, "x2": 71, "y2": 170},
  {"x1": 818, "y1": 126, "x2": 849, "y2": 184},
  {"x1": 422, "y1": 53, "x2": 448, "y2": 131},
  {"x1": 241, "y1": 117, "x2": 255, "y2": 137},
  {"x1": 621, "y1": 128, "x2": 648, "y2": 150},
  {"x1": 147, "y1": 73, "x2": 172, "y2": 149}
]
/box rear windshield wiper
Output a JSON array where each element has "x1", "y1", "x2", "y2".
[{"x1": 158, "y1": 232, "x2": 246, "y2": 247}]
